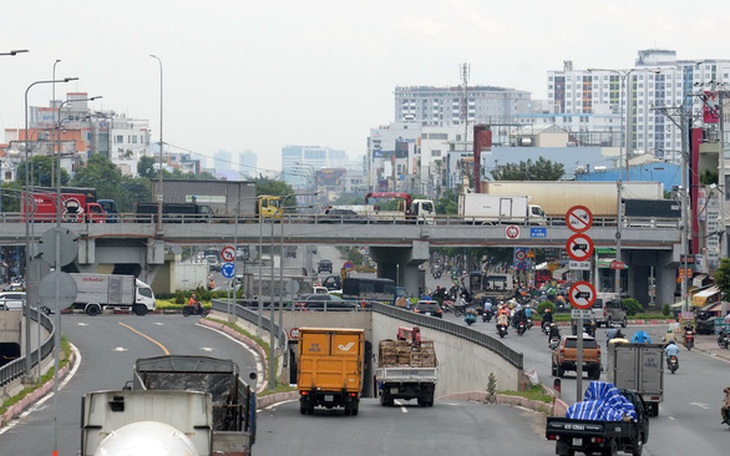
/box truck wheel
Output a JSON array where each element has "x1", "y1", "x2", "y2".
[
  {"x1": 590, "y1": 366, "x2": 601, "y2": 380},
  {"x1": 602, "y1": 441, "x2": 617, "y2": 456},
  {"x1": 86, "y1": 304, "x2": 101, "y2": 316},
  {"x1": 648, "y1": 402, "x2": 659, "y2": 417},
  {"x1": 632, "y1": 437, "x2": 644, "y2": 456},
  {"x1": 300, "y1": 401, "x2": 307, "y2": 415},
  {"x1": 379, "y1": 391, "x2": 390, "y2": 407},
  {"x1": 133, "y1": 304, "x2": 148, "y2": 316},
  {"x1": 343, "y1": 406, "x2": 351, "y2": 416},
  {"x1": 351, "y1": 404, "x2": 359, "y2": 416}
]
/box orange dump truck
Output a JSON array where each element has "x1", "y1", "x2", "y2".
[{"x1": 297, "y1": 327, "x2": 365, "y2": 416}]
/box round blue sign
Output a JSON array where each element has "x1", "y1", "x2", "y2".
[{"x1": 220, "y1": 262, "x2": 236, "y2": 278}]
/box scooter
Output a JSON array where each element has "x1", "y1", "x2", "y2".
[
  {"x1": 667, "y1": 355, "x2": 679, "y2": 374},
  {"x1": 464, "y1": 311, "x2": 477, "y2": 326},
  {"x1": 183, "y1": 304, "x2": 208, "y2": 317},
  {"x1": 516, "y1": 320, "x2": 527, "y2": 336},
  {"x1": 549, "y1": 336, "x2": 561, "y2": 351},
  {"x1": 541, "y1": 320, "x2": 552, "y2": 335},
  {"x1": 497, "y1": 324, "x2": 508, "y2": 338},
  {"x1": 683, "y1": 328, "x2": 695, "y2": 350},
  {"x1": 717, "y1": 329, "x2": 730, "y2": 350},
  {"x1": 482, "y1": 308, "x2": 494, "y2": 323}
]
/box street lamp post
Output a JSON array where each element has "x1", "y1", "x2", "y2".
[
  {"x1": 150, "y1": 55, "x2": 164, "y2": 235},
  {"x1": 23, "y1": 77, "x2": 77, "y2": 378},
  {"x1": 0, "y1": 49, "x2": 29, "y2": 56},
  {"x1": 51, "y1": 59, "x2": 61, "y2": 187}
]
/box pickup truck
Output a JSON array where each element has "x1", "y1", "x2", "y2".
[
  {"x1": 552, "y1": 334, "x2": 602, "y2": 380},
  {"x1": 546, "y1": 388, "x2": 649, "y2": 456}
]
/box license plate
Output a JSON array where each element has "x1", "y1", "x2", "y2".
[
  {"x1": 572, "y1": 438, "x2": 582, "y2": 446},
  {"x1": 324, "y1": 394, "x2": 333, "y2": 402},
  {"x1": 390, "y1": 387, "x2": 399, "y2": 394},
  {"x1": 425, "y1": 312, "x2": 432, "y2": 316}
]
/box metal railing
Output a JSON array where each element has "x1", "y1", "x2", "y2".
[
  {"x1": 0, "y1": 308, "x2": 55, "y2": 387},
  {"x1": 216, "y1": 298, "x2": 523, "y2": 370}
]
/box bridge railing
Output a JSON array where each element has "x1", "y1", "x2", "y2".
[
  {"x1": 0, "y1": 308, "x2": 55, "y2": 387},
  {"x1": 372, "y1": 303, "x2": 523, "y2": 369},
  {"x1": 211, "y1": 299, "x2": 288, "y2": 344}
]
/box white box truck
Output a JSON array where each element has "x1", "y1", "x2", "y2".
[
  {"x1": 606, "y1": 342, "x2": 664, "y2": 417},
  {"x1": 69, "y1": 273, "x2": 156, "y2": 316},
  {"x1": 458, "y1": 193, "x2": 546, "y2": 224}
]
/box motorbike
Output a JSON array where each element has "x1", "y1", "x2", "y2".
[
  {"x1": 541, "y1": 320, "x2": 552, "y2": 335},
  {"x1": 482, "y1": 308, "x2": 494, "y2": 323},
  {"x1": 464, "y1": 311, "x2": 477, "y2": 326},
  {"x1": 517, "y1": 320, "x2": 527, "y2": 337},
  {"x1": 549, "y1": 336, "x2": 561, "y2": 351},
  {"x1": 667, "y1": 355, "x2": 679, "y2": 374},
  {"x1": 497, "y1": 324, "x2": 508, "y2": 338},
  {"x1": 717, "y1": 329, "x2": 730, "y2": 350},
  {"x1": 683, "y1": 328, "x2": 695, "y2": 350},
  {"x1": 183, "y1": 304, "x2": 208, "y2": 317}
]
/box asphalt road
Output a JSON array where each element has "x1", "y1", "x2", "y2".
[
  {"x1": 441, "y1": 311, "x2": 730, "y2": 455},
  {"x1": 0, "y1": 313, "x2": 258, "y2": 456}
]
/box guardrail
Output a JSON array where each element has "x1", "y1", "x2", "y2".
[
  {"x1": 0, "y1": 308, "x2": 55, "y2": 387},
  {"x1": 211, "y1": 299, "x2": 288, "y2": 345},
  {"x1": 373, "y1": 303, "x2": 523, "y2": 369},
  {"x1": 0, "y1": 211, "x2": 679, "y2": 229}
]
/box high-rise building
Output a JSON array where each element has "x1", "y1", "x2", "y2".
[{"x1": 546, "y1": 50, "x2": 730, "y2": 162}]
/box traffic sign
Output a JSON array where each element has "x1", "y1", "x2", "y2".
[
  {"x1": 220, "y1": 262, "x2": 236, "y2": 278},
  {"x1": 569, "y1": 260, "x2": 591, "y2": 270},
  {"x1": 609, "y1": 260, "x2": 626, "y2": 270},
  {"x1": 506, "y1": 225, "x2": 520, "y2": 239},
  {"x1": 571, "y1": 308, "x2": 593, "y2": 319},
  {"x1": 343, "y1": 261, "x2": 354, "y2": 270},
  {"x1": 568, "y1": 281, "x2": 597, "y2": 309},
  {"x1": 288, "y1": 327, "x2": 300, "y2": 339},
  {"x1": 565, "y1": 205, "x2": 593, "y2": 233},
  {"x1": 220, "y1": 245, "x2": 236, "y2": 263},
  {"x1": 515, "y1": 249, "x2": 527, "y2": 261},
  {"x1": 566, "y1": 233, "x2": 594, "y2": 262}
]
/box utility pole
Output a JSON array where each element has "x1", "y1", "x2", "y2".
[{"x1": 461, "y1": 63, "x2": 470, "y2": 192}]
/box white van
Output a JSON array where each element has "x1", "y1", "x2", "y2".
[{"x1": 591, "y1": 292, "x2": 627, "y2": 328}]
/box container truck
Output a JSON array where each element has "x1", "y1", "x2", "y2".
[
  {"x1": 481, "y1": 180, "x2": 664, "y2": 217},
  {"x1": 297, "y1": 327, "x2": 365, "y2": 416},
  {"x1": 375, "y1": 327, "x2": 438, "y2": 407},
  {"x1": 80, "y1": 355, "x2": 256, "y2": 456},
  {"x1": 135, "y1": 201, "x2": 215, "y2": 222},
  {"x1": 458, "y1": 193, "x2": 546, "y2": 224},
  {"x1": 69, "y1": 273, "x2": 155, "y2": 316},
  {"x1": 605, "y1": 342, "x2": 664, "y2": 417}
]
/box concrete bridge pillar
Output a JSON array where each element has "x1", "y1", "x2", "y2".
[
  {"x1": 72, "y1": 237, "x2": 166, "y2": 287},
  {"x1": 369, "y1": 241, "x2": 429, "y2": 295}
]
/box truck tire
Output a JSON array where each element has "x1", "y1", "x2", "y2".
[
  {"x1": 632, "y1": 436, "x2": 644, "y2": 456},
  {"x1": 351, "y1": 403, "x2": 359, "y2": 416},
  {"x1": 602, "y1": 441, "x2": 617, "y2": 456},
  {"x1": 379, "y1": 391, "x2": 392, "y2": 407},
  {"x1": 343, "y1": 406, "x2": 351, "y2": 416},
  {"x1": 556, "y1": 364, "x2": 564, "y2": 378},
  {"x1": 86, "y1": 304, "x2": 101, "y2": 316},
  {"x1": 133, "y1": 304, "x2": 148, "y2": 316},
  {"x1": 590, "y1": 366, "x2": 601, "y2": 380},
  {"x1": 300, "y1": 401, "x2": 307, "y2": 415},
  {"x1": 647, "y1": 402, "x2": 659, "y2": 417}
]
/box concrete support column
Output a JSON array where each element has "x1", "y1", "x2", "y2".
[{"x1": 369, "y1": 241, "x2": 429, "y2": 294}]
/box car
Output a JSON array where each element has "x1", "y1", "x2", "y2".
[
  {"x1": 551, "y1": 334, "x2": 602, "y2": 380},
  {"x1": 412, "y1": 300, "x2": 443, "y2": 318},
  {"x1": 591, "y1": 293, "x2": 628, "y2": 328},
  {"x1": 0, "y1": 291, "x2": 26, "y2": 311},
  {"x1": 317, "y1": 259, "x2": 333, "y2": 273},
  {"x1": 696, "y1": 314, "x2": 720, "y2": 335},
  {"x1": 205, "y1": 255, "x2": 221, "y2": 272},
  {"x1": 293, "y1": 294, "x2": 358, "y2": 311}
]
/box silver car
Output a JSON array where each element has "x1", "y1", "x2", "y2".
[{"x1": 0, "y1": 291, "x2": 26, "y2": 311}]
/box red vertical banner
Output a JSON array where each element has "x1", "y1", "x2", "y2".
[
  {"x1": 690, "y1": 127, "x2": 702, "y2": 256},
  {"x1": 473, "y1": 125, "x2": 492, "y2": 193},
  {"x1": 703, "y1": 91, "x2": 720, "y2": 124}
]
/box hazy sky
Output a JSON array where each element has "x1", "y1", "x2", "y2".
[{"x1": 1, "y1": 0, "x2": 727, "y2": 175}]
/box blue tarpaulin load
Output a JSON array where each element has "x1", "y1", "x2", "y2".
[{"x1": 565, "y1": 381, "x2": 637, "y2": 421}]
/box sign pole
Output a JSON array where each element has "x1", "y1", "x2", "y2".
[{"x1": 576, "y1": 319, "x2": 583, "y2": 403}]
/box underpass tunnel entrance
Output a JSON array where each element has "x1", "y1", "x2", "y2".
[{"x1": 0, "y1": 342, "x2": 21, "y2": 368}]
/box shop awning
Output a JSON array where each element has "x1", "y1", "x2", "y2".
[
  {"x1": 692, "y1": 285, "x2": 720, "y2": 308},
  {"x1": 692, "y1": 274, "x2": 709, "y2": 288}
]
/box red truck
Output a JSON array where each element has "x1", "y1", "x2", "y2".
[{"x1": 22, "y1": 191, "x2": 107, "y2": 223}]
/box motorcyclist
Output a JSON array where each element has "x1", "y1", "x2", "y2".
[
  {"x1": 664, "y1": 340, "x2": 680, "y2": 362},
  {"x1": 496, "y1": 311, "x2": 509, "y2": 330},
  {"x1": 722, "y1": 386, "x2": 730, "y2": 425},
  {"x1": 524, "y1": 304, "x2": 533, "y2": 323},
  {"x1": 187, "y1": 293, "x2": 203, "y2": 314},
  {"x1": 548, "y1": 323, "x2": 561, "y2": 342}
]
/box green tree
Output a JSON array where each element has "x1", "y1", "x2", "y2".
[
  {"x1": 713, "y1": 258, "x2": 730, "y2": 302},
  {"x1": 255, "y1": 177, "x2": 294, "y2": 198},
  {"x1": 434, "y1": 189, "x2": 458, "y2": 215},
  {"x1": 1, "y1": 182, "x2": 22, "y2": 212},
  {"x1": 490, "y1": 157, "x2": 565, "y2": 181},
  {"x1": 71, "y1": 154, "x2": 151, "y2": 212},
  {"x1": 137, "y1": 155, "x2": 157, "y2": 179},
  {"x1": 15, "y1": 156, "x2": 71, "y2": 188}
]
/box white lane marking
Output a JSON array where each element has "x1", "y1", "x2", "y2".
[
  {"x1": 668, "y1": 416, "x2": 675, "y2": 421},
  {"x1": 198, "y1": 324, "x2": 265, "y2": 390},
  {"x1": 394, "y1": 399, "x2": 408, "y2": 413},
  {"x1": 201, "y1": 347, "x2": 213, "y2": 352},
  {"x1": 112, "y1": 347, "x2": 128, "y2": 352},
  {"x1": 77, "y1": 322, "x2": 88, "y2": 326},
  {"x1": 265, "y1": 399, "x2": 297, "y2": 411},
  {"x1": 0, "y1": 343, "x2": 83, "y2": 435},
  {"x1": 154, "y1": 322, "x2": 164, "y2": 326},
  {"x1": 690, "y1": 402, "x2": 710, "y2": 409}
]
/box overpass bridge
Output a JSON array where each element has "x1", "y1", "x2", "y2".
[{"x1": 0, "y1": 214, "x2": 682, "y2": 305}]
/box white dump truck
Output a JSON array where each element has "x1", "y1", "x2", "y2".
[{"x1": 69, "y1": 273, "x2": 155, "y2": 316}]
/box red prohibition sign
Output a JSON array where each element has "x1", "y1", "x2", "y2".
[
  {"x1": 566, "y1": 205, "x2": 593, "y2": 233},
  {"x1": 566, "y1": 233, "x2": 594, "y2": 262},
  {"x1": 569, "y1": 281, "x2": 597, "y2": 309},
  {"x1": 220, "y1": 245, "x2": 236, "y2": 263},
  {"x1": 506, "y1": 225, "x2": 520, "y2": 239}
]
